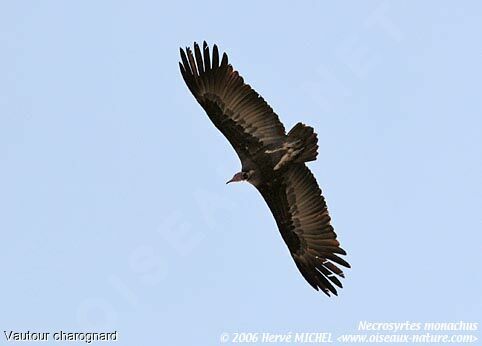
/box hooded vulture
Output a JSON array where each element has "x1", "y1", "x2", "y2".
[{"x1": 179, "y1": 41, "x2": 350, "y2": 296}]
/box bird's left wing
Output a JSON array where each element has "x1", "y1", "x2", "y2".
[
  {"x1": 179, "y1": 42, "x2": 286, "y2": 166},
  {"x1": 257, "y1": 163, "x2": 350, "y2": 296}
]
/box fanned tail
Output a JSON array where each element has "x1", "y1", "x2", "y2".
[{"x1": 287, "y1": 122, "x2": 318, "y2": 163}]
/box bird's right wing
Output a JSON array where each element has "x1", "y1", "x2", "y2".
[
  {"x1": 257, "y1": 163, "x2": 350, "y2": 296},
  {"x1": 179, "y1": 42, "x2": 286, "y2": 167}
]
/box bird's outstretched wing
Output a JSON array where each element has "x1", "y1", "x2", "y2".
[
  {"x1": 257, "y1": 163, "x2": 350, "y2": 296},
  {"x1": 179, "y1": 42, "x2": 286, "y2": 166}
]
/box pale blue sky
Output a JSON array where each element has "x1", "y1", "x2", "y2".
[{"x1": 1, "y1": 1, "x2": 481, "y2": 345}]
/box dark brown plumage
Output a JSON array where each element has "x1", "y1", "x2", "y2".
[{"x1": 179, "y1": 41, "x2": 350, "y2": 296}]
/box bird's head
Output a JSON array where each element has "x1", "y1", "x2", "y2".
[{"x1": 226, "y1": 171, "x2": 249, "y2": 184}]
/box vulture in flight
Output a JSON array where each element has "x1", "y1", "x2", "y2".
[{"x1": 179, "y1": 42, "x2": 350, "y2": 296}]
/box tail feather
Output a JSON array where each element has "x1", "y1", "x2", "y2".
[{"x1": 288, "y1": 122, "x2": 318, "y2": 163}]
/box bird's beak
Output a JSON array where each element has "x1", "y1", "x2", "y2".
[{"x1": 227, "y1": 172, "x2": 243, "y2": 184}]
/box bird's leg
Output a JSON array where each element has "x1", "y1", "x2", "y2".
[
  {"x1": 265, "y1": 147, "x2": 284, "y2": 154},
  {"x1": 265, "y1": 140, "x2": 302, "y2": 154},
  {"x1": 287, "y1": 139, "x2": 302, "y2": 147},
  {"x1": 273, "y1": 148, "x2": 303, "y2": 170}
]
